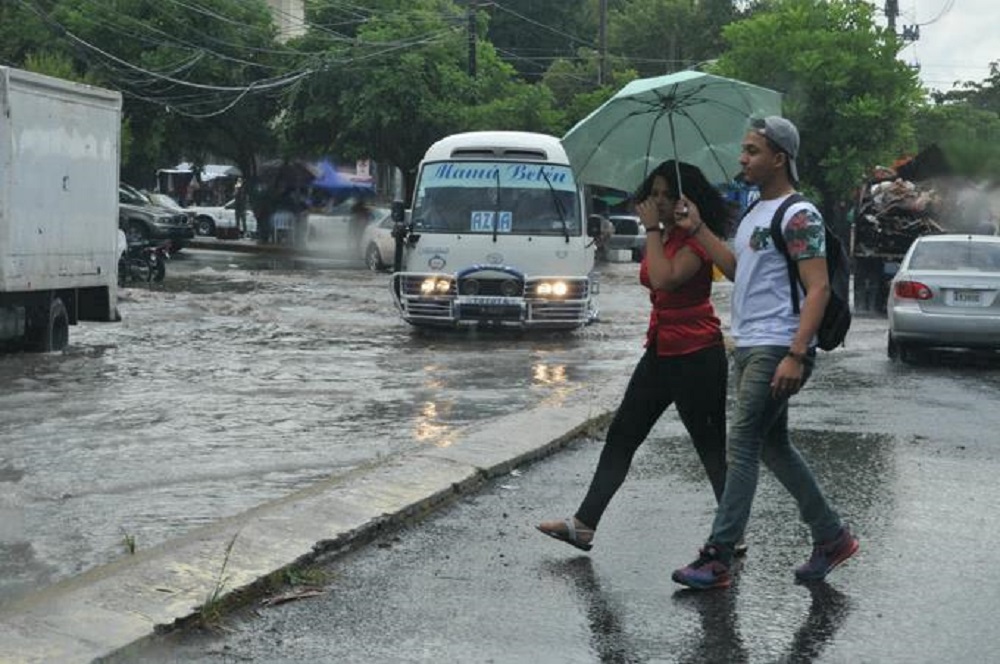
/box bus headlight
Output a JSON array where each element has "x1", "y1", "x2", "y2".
[
  {"x1": 536, "y1": 281, "x2": 569, "y2": 297},
  {"x1": 421, "y1": 277, "x2": 452, "y2": 295}
]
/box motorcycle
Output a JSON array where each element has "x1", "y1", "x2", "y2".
[{"x1": 118, "y1": 240, "x2": 171, "y2": 286}]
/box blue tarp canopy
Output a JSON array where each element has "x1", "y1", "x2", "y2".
[{"x1": 311, "y1": 159, "x2": 374, "y2": 195}]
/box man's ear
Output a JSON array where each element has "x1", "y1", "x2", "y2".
[{"x1": 773, "y1": 150, "x2": 788, "y2": 174}]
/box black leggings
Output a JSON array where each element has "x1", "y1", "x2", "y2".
[{"x1": 575, "y1": 344, "x2": 728, "y2": 530}]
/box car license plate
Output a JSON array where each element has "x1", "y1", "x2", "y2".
[{"x1": 951, "y1": 289, "x2": 981, "y2": 306}]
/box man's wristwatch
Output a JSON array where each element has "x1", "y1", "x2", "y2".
[{"x1": 786, "y1": 350, "x2": 807, "y2": 363}]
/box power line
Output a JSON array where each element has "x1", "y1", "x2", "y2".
[{"x1": 489, "y1": 2, "x2": 595, "y2": 48}]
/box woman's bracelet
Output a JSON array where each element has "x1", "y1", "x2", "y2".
[{"x1": 644, "y1": 226, "x2": 661, "y2": 233}]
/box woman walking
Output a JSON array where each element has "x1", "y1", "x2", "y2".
[{"x1": 537, "y1": 160, "x2": 736, "y2": 552}]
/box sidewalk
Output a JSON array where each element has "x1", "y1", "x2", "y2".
[
  {"x1": 186, "y1": 236, "x2": 304, "y2": 256},
  {"x1": 0, "y1": 386, "x2": 624, "y2": 663}
]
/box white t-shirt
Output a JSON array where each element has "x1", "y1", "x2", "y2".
[{"x1": 730, "y1": 194, "x2": 826, "y2": 348}]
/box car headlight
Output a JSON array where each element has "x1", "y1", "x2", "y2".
[{"x1": 421, "y1": 277, "x2": 452, "y2": 295}]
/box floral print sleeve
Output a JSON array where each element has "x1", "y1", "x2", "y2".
[{"x1": 784, "y1": 207, "x2": 825, "y2": 260}]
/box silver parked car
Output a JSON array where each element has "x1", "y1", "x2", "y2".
[
  {"x1": 607, "y1": 214, "x2": 647, "y2": 262},
  {"x1": 887, "y1": 233, "x2": 1000, "y2": 361},
  {"x1": 359, "y1": 208, "x2": 396, "y2": 271}
]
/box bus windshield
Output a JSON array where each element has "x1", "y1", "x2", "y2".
[{"x1": 411, "y1": 161, "x2": 580, "y2": 236}]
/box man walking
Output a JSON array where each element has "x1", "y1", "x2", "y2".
[{"x1": 670, "y1": 116, "x2": 858, "y2": 590}]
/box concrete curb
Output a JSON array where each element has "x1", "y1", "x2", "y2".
[{"x1": 0, "y1": 394, "x2": 621, "y2": 664}]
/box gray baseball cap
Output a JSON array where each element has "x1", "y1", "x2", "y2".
[{"x1": 753, "y1": 116, "x2": 799, "y2": 183}]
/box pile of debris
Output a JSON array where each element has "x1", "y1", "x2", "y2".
[{"x1": 854, "y1": 174, "x2": 946, "y2": 256}]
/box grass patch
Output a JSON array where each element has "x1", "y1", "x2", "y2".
[
  {"x1": 197, "y1": 531, "x2": 240, "y2": 628},
  {"x1": 120, "y1": 527, "x2": 136, "y2": 555}
]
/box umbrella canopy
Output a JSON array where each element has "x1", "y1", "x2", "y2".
[
  {"x1": 562, "y1": 71, "x2": 782, "y2": 194},
  {"x1": 311, "y1": 159, "x2": 375, "y2": 196},
  {"x1": 258, "y1": 158, "x2": 320, "y2": 191}
]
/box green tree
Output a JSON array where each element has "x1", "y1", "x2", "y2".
[
  {"x1": 4, "y1": 0, "x2": 291, "y2": 186},
  {"x1": 931, "y1": 61, "x2": 1000, "y2": 113},
  {"x1": 913, "y1": 104, "x2": 1000, "y2": 178},
  {"x1": 540, "y1": 48, "x2": 637, "y2": 133},
  {"x1": 282, "y1": 0, "x2": 563, "y2": 198},
  {"x1": 712, "y1": 0, "x2": 923, "y2": 228},
  {"x1": 478, "y1": 0, "x2": 596, "y2": 81},
  {"x1": 609, "y1": 0, "x2": 692, "y2": 76}
]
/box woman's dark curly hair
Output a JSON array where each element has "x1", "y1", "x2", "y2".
[{"x1": 634, "y1": 160, "x2": 729, "y2": 238}]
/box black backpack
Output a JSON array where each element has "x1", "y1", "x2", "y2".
[{"x1": 745, "y1": 194, "x2": 852, "y2": 351}]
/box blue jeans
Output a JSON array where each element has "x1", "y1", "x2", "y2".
[{"x1": 708, "y1": 346, "x2": 842, "y2": 563}]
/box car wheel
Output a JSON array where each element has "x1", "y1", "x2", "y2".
[
  {"x1": 898, "y1": 342, "x2": 917, "y2": 364},
  {"x1": 365, "y1": 243, "x2": 384, "y2": 271},
  {"x1": 196, "y1": 217, "x2": 216, "y2": 237},
  {"x1": 890, "y1": 336, "x2": 918, "y2": 364},
  {"x1": 126, "y1": 220, "x2": 147, "y2": 244}
]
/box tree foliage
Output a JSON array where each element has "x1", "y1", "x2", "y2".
[
  {"x1": 282, "y1": 0, "x2": 563, "y2": 197},
  {"x1": 712, "y1": 0, "x2": 923, "y2": 225},
  {"x1": 3, "y1": 0, "x2": 289, "y2": 186},
  {"x1": 608, "y1": 0, "x2": 740, "y2": 77},
  {"x1": 479, "y1": 0, "x2": 595, "y2": 82},
  {"x1": 5, "y1": 0, "x2": 1000, "y2": 210},
  {"x1": 913, "y1": 104, "x2": 1000, "y2": 178}
]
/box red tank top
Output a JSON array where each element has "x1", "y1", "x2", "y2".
[{"x1": 639, "y1": 227, "x2": 723, "y2": 356}]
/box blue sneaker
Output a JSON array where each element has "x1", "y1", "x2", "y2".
[
  {"x1": 672, "y1": 546, "x2": 731, "y2": 590},
  {"x1": 795, "y1": 526, "x2": 859, "y2": 582}
]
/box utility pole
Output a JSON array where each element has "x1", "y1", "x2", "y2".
[
  {"x1": 598, "y1": 0, "x2": 607, "y2": 86},
  {"x1": 884, "y1": 0, "x2": 919, "y2": 45},
  {"x1": 885, "y1": 0, "x2": 898, "y2": 33},
  {"x1": 468, "y1": 0, "x2": 477, "y2": 77}
]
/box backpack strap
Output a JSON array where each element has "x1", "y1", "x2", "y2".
[{"x1": 767, "y1": 193, "x2": 807, "y2": 314}]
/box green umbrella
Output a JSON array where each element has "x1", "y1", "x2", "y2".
[{"x1": 562, "y1": 71, "x2": 782, "y2": 196}]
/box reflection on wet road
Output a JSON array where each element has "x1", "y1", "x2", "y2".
[
  {"x1": 0, "y1": 251, "x2": 650, "y2": 605},
  {"x1": 62, "y1": 249, "x2": 1000, "y2": 663}
]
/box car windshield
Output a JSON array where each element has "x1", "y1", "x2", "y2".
[
  {"x1": 120, "y1": 185, "x2": 151, "y2": 206},
  {"x1": 610, "y1": 217, "x2": 641, "y2": 235},
  {"x1": 149, "y1": 193, "x2": 180, "y2": 209},
  {"x1": 909, "y1": 240, "x2": 1000, "y2": 272},
  {"x1": 411, "y1": 161, "x2": 580, "y2": 236}
]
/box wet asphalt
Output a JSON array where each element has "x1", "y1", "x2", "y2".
[{"x1": 118, "y1": 307, "x2": 1000, "y2": 663}]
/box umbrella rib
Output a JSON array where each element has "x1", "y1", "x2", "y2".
[
  {"x1": 642, "y1": 106, "x2": 671, "y2": 191},
  {"x1": 674, "y1": 106, "x2": 738, "y2": 184},
  {"x1": 572, "y1": 102, "x2": 669, "y2": 178}
]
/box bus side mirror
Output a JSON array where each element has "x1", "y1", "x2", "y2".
[
  {"x1": 587, "y1": 214, "x2": 605, "y2": 238},
  {"x1": 391, "y1": 200, "x2": 405, "y2": 223}
]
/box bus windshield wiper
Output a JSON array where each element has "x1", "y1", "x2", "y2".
[
  {"x1": 492, "y1": 168, "x2": 501, "y2": 243},
  {"x1": 539, "y1": 167, "x2": 570, "y2": 243}
]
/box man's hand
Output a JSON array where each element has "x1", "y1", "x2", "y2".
[
  {"x1": 674, "y1": 196, "x2": 702, "y2": 235},
  {"x1": 770, "y1": 356, "x2": 804, "y2": 398}
]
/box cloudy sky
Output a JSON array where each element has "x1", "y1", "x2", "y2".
[{"x1": 891, "y1": 0, "x2": 998, "y2": 93}]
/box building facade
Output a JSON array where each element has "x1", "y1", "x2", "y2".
[{"x1": 266, "y1": 0, "x2": 305, "y2": 41}]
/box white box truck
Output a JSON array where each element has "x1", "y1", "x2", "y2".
[{"x1": 0, "y1": 66, "x2": 121, "y2": 352}]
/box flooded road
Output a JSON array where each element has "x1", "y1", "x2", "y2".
[
  {"x1": 0, "y1": 249, "x2": 654, "y2": 606},
  {"x1": 3, "y1": 245, "x2": 991, "y2": 616},
  {"x1": 127, "y1": 264, "x2": 1000, "y2": 664}
]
